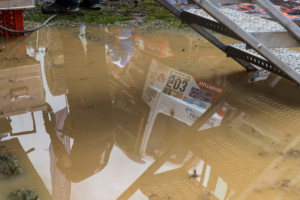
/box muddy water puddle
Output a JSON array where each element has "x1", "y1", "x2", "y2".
[{"x1": 1, "y1": 25, "x2": 300, "y2": 200}]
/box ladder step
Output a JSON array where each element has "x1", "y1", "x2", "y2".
[
  {"x1": 182, "y1": 9, "x2": 300, "y2": 48},
  {"x1": 184, "y1": 8, "x2": 284, "y2": 33},
  {"x1": 250, "y1": 32, "x2": 300, "y2": 48},
  {"x1": 228, "y1": 43, "x2": 300, "y2": 79}
]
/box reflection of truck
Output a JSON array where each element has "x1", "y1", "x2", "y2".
[
  {"x1": 140, "y1": 59, "x2": 228, "y2": 160},
  {"x1": 109, "y1": 32, "x2": 229, "y2": 165}
]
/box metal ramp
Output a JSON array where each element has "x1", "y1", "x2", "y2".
[{"x1": 156, "y1": 0, "x2": 300, "y2": 84}]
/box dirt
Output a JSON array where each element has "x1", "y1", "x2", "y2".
[
  {"x1": 270, "y1": 179, "x2": 291, "y2": 190},
  {"x1": 286, "y1": 148, "x2": 300, "y2": 158}
]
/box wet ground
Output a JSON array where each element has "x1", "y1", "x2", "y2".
[{"x1": 1, "y1": 26, "x2": 300, "y2": 200}]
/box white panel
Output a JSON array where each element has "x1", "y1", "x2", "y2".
[
  {"x1": 202, "y1": 164, "x2": 211, "y2": 188},
  {"x1": 214, "y1": 177, "x2": 227, "y2": 200},
  {"x1": 0, "y1": 0, "x2": 34, "y2": 10}
]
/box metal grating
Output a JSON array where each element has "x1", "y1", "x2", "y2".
[
  {"x1": 235, "y1": 94, "x2": 300, "y2": 125},
  {"x1": 139, "y1": 169, "x2": 214, "y2": 200},
  {"x1": 230, "y1": 43, "x2": 300, "y2": 76},
  {"x1": 184, "y1": 7, "x2": 285, "y2": 33},
  {"x1": 187, "y1": 130, "x2": 269, "y2": 186},
  {"x1": 156, "y1": 0, "x2": 300, "y2": 83}
]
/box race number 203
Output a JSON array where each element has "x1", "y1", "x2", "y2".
[{"x1": 165, "y1": 75, "x2": 188, "y2": 92}]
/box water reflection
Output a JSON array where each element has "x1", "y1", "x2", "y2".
[
  {"x1": 1, "y1": 25, "x2": 300, "y2": 200},
  {"x1": 0, "y1": 35, "x2": 51, "y2": 199},
  {"x1": 105, "y1": 26, "x2": 133, "y2": 79}
]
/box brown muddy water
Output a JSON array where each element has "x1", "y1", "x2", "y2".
[{"x1": 1, "y1": 25, "x2": 300, "y2": 200}]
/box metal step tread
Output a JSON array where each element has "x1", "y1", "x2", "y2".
[
  {"x1": 184, "y1": 7, "x2": 286, "y2": 33},
  {"x1": 229, "y1": 43, "x2": 300, "y2": 73}
]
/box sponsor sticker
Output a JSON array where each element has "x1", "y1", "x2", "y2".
[
  {"x1": 216, "y1": 104, "x2": 229, "y2": 118},
  {"x1": 170, "y1": 71, "x2": 191, "y2": 81},
  {"x1": 186, "y1": 108, "x2": 198, "y2": 121},
  {"x1": 192, "y1": 78, "x2": 225, "y2": 104},
  {"x1": 145, "y1": 87, "x2": 157, "y2": 102},
  {"x1": 157, "y1": 73, "x2": 165, "y2": 83},
  {"x1": 189, "y1": 87, "x2": 212, "y2": 103},
  {"x1": 249, "y1": 70, "x2": 270, "y2": 83},
  {"x1": 171, "y1": 90, "x2": 184, "y2": 99},
  {"x1": 205, "y1": 118, "x2": 216, "y2": 128},
  {"x1": 162, "y1": 87, "x2": 172, "y2": 95},
  {"x1": 186, "y1": 98, "x2": 207, "y2": 109},
  {"x1": 163, "y1": 47, "x2": 171, "y2": 56}
]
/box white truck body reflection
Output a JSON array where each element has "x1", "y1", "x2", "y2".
[{"x1": 140, "y1": 59, "x2": 228, "y2": 157}]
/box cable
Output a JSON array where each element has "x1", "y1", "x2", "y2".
[
  {"x1": 0, "y1": 15, "x2": 57, "y2": 69},
  {"x1": 0, "y1": 14, "x2": 58, "y2": 33}
]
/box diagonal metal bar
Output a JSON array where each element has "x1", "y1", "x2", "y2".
[{"x1": 155, "y1": 0, "x2": 182, "y2": 17}]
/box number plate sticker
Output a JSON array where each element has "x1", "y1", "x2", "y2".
[{"x1": 162, "y1": 70, "x2": 191, "y2": 99}]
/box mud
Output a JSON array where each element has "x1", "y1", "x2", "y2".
[{"x1": 1, "y1": 25, "x2": 300, "y2": 200}]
